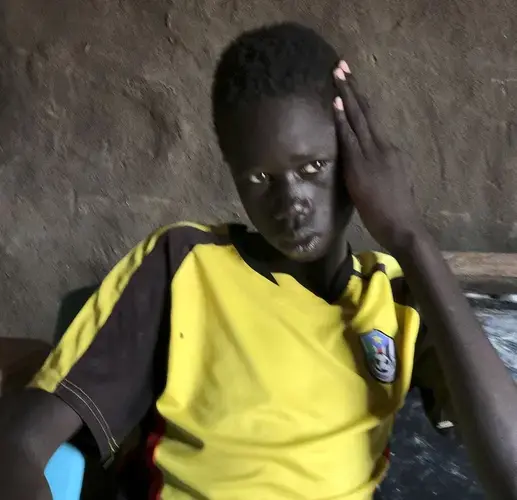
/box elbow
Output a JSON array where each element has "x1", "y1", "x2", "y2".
[
  {"x1": 0, "y1": 426, "x2": 47, "y2": 469},
  {"x1": 0, "y1": 395, "x2": 49, "y2": 470}
]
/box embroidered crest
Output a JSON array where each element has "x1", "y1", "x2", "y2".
[{"x1": 360, "y1": 329, "x2": 397, "y2": 383}]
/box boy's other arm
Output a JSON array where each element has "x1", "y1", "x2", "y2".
[
  {"x1": 0, "y1": 389, "x2": 82, "y2": 500},
  {"x1": 395, "y1": 230, "x2": 517, "y2": 499},
  {"x1": 0, "y1": 226, "x2": 182, "y2": 500}
]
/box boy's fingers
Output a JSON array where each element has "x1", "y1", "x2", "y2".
[
  {"x1": 347, "y1": 75, "x2": 389, "y2": 151},
  {"x1": 333, "y1": 65, "x2": 374, "y2": 155},
  {"x1": 333, "y1": 97, "x2": 362, "y2": 161}
]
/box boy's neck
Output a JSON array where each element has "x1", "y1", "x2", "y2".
[{"x1": 274, "y1": 229, "x2": 350, "y2": 299}]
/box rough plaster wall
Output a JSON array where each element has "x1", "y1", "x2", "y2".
[{"x1": 1, "y1": 0, "x2": 517, "y2": 343}]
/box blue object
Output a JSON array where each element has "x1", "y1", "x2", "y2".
[{"x1": 44, "y1": 443, "x2": 85, "y2": 500}]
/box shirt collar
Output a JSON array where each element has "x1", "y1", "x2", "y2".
[{"x1": 228, "y1": 223, "x2": 354, "y2": 303}]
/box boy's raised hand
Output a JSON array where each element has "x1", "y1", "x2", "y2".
[{"x1": 333, "y1": 61, "x2": 423, "y2": 252}]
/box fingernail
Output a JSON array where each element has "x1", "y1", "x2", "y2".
[
  {"x1": 339, "y1": 60, "x2": 351, "y2": 74},
  {"x1": 334, "y1": 97, "x2": 344, "y2": 111},
  {"x1": 334, "y1": 68, "x2": 346, "y2": 81}
]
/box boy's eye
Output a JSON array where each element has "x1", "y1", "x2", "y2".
[
  {"x1": 299, "y1": 160, "x2": 329, "y2": 175},
  {"x1": 249, "y1": 172, "x2": 270, "y2": 184}
]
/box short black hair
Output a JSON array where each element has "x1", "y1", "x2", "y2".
[{"x1": 212, "y1": 22, "x2": 338, "y2": 148}]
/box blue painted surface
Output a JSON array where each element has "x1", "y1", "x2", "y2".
[
  {"x1": 44, "y1": 443, "x2": 85, "y2": 500},
  {"x1": 381, "y1": 307, "x2": 517, "y2": 499}
]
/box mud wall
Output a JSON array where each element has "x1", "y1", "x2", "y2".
[{"x1": 1, "y1": 0, "x2": 517, "y2": 341}]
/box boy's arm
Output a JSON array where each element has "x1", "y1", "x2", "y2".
[
  {"x1": 0, "y1": 390, "x2": 82, "y2": 500},
  {"x1": 394, "y1": 231, "x2": 517, "y2": 499},
  {"x1": 412, "y1": 325, "x2": 456, "y2": 433},
  {"x1": 333, "y1": 63, "x2": 517, "y2": 499},
  {"x1": 0, "y1": 226, "x2": 182, "y2": 499}
]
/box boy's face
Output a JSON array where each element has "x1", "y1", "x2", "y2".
[{"x1": 222, "y1": 96, "x2": 352, "y2": 262}]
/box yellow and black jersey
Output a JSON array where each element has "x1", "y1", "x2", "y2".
[{"x1": 30, "y1": 222, "x2": 451, "y2": 500}]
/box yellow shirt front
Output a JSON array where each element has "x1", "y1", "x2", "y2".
[{"x1": 31, "y1": 223, "x2": 422, "y2": 500}]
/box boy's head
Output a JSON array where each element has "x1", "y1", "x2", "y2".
[{"x1": 213, "y1": 22, "x2": 353, "y2": 262}]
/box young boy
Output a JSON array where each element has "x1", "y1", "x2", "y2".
[{"x1": 1, "y1": 22, "x2": 517, "y2": 500}]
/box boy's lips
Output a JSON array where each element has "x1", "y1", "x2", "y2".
[
  {"x1": 278, "y1": 232, "x2": 321, "y2": 252},
  {"x1": 278, "y1": 229, "x2": 314, "y2": 244}
]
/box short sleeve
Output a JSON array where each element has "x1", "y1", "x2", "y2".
[
  {"x1": 412, "y1": 321, "x2": 456, "y2": 433},
  {"x1": 29, "y1": 227, "x2": 175, "y2": 464}
]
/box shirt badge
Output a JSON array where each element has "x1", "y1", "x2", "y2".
[{"x1": 360, "y1": 329, "x2": 397, "y2": 383}]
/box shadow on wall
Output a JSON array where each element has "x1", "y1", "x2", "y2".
[{"x1": 53, "y1": 286, "x2": 99, "y2": 344}]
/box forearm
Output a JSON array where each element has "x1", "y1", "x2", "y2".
[
  {"x1": 0, "y1": 442, "x2": 52, "y2": 500},
  {"x1": 0, "y1": 389, "x2": 82, "y2": 499},
  {"x1": 0, "y1": 417, "x2": 52, "y2": 500},
  {"x1": 393, "y1": 229, "x2": 517, "y2": 499}
]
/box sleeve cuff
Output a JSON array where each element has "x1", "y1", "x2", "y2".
[{"x1": 54, "y1": 378, "x2": 119, "y2": 466}]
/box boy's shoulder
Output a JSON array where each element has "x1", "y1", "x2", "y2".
[
  {"x1": 145, "y1": 221, "x2": 232, "y2": 248},
  {"x1": 121, "y1": 222, "x2": 233, "y2": 273},
  {"x1": 353, "y1": 249, "x2": 404, "y2": 280},
  {"x1": 352, "y1": 249, "x2": 417, "y2": 310}
]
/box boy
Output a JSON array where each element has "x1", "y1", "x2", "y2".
[{"x1": 1, "y1": 22, "x2": 517, "y2": 500}]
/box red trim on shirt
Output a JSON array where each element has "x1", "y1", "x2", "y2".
[
  {"x1": 383, "y1": 443, "x2": 391, "y2": 460},
  {"x1": 146, "y1": 412, "x2": 167, "y2": 500}
]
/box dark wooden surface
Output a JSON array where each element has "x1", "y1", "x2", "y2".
[{"x1": 444, "y1": 251, "x2": 517, "y2": 295}]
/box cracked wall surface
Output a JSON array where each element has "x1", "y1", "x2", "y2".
[{"x1": 1, "y1": 0, "x2": 517, "y2": 344}]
